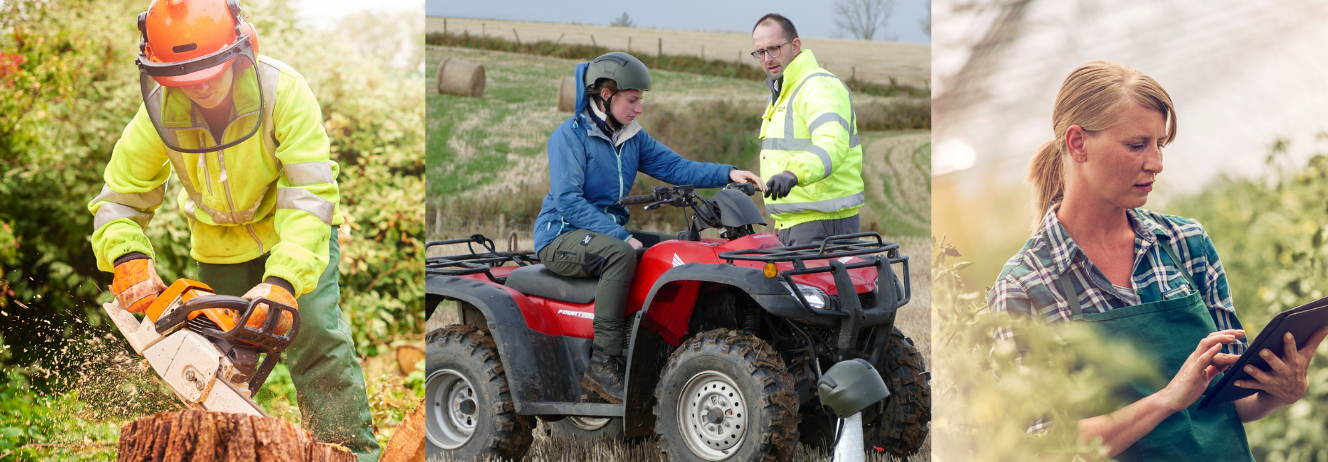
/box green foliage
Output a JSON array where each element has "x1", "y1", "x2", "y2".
[
  {"x1": 1167, "y1": 137, "x2": 1328, "y2": 460},
  {"x1": 0, "y1": 370, "x2": 118, "y2": 461},
  {"x1": 424, "y1": 31, "x2": 930, "y2": 99},
  {"x1": 932, "y1": 236, "x2": 1161, "y2": 461}
]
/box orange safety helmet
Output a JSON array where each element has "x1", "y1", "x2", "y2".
[{"x1": 137, "y1": 0, "x2": 259, "y2": 87}]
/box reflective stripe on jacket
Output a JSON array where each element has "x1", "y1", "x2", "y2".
[
  {"x1": 757, "y1": 49, "x2": 864, "y2": 229},
  {"x1": 89, "y1": 55, "x2": 343, "y2": 295}
]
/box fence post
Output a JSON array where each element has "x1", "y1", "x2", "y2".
[
  {"x1": 482, "y1": 22, "x2": 485, "y2": 38},
  {"x1": 513, "y1": 28, "x2": 521, "y2": 45},
  {"x1": 590, "y1": 34, "x2": 596, "y2": 47},
  {"x1": 701, "y1": 45, "x2": 704, "y2": 60},
  {"x1": 628, "y1": 36, "x2": 632, "y2": 53},
  {"x1": 498, "y1": 214, "x2": 506, "y2": 239},
  {"x1": 657, "y1": 37, "x2": 662, "y2": 62},
  {"x1": 556, "y1": 32, "x2": 565, "y2": 44},
  {"x1": 443, "y1": 17, "x2": 447, "y2": 35}
]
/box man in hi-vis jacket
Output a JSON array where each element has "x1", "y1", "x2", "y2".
[{"x1": 752, "y1": 13, "x2": 866, "y2": 246}]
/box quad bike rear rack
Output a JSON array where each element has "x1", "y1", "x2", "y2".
[{"x1": 425, "y1": 234, "x2": 538, "y2": 283}]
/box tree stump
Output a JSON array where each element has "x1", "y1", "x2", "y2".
[
  {"x1": 379, "y1": 398, "x2": 426, "y2": 462},
  {"x1": 117, "y1": 409, "x2": 355, "y2": 462}
]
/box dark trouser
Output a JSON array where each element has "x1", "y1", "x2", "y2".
[
  {"x1": 197, "y1": 226, "x2": 380, "y2": 462},
  {"x1": 537, "y1": 229, "x2": 637, "y2": 356},
  {"x1": 776, "y1": 214, "x2": 861, "y2": 247}
]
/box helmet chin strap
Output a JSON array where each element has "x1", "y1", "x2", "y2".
[{"x1": 602, "y1": 91, "x2": 624, "y2": 131}]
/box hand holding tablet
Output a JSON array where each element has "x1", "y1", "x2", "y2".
[{"x1": 1198, "y1": 297, "x2": 1328, "y2": 410}]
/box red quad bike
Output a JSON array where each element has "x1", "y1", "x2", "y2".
[{"x1": 425, "y1": 183, "x2": 930, "y2": 461}]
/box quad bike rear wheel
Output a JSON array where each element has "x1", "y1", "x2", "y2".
[
  {"x1": 426, "y1": 324, "x2": 534, "y2": 461},
  {"x1": 655, "y1": 329, "x2": 798, "y2": 462}
]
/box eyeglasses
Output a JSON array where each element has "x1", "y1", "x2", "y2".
[{"x1": 750, "y1": 40, "x2": 792, "y2": 62}]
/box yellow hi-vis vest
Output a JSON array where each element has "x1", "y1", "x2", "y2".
[
  {"x1": 89, "y1": 56, "x2": 342, "y2": 295},
  {"x1": 758, "y1": 49, "x2": 864, "y2": 229}
]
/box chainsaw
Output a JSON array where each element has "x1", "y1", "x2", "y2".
[{"x1": 103, "y1": 279, "x2": 300, "y2": 417}]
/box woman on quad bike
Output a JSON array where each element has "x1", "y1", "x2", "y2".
[{"x1": 532, "y1": 51, "x2": 764, "y2": 404}]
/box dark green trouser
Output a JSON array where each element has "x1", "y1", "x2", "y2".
[
  {"x1": 198, "y1": 226, "x2": 380, "y2": 462},
  {"x1": 537, "y1": 229, "x2": 636, "y2": 356}
]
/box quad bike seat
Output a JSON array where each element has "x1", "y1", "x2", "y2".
[{"x1": 504, "y1": 264, "x2": 598, "y2": 304}]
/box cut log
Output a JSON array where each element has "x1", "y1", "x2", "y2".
[
  {"x1": 118, "y1": 409, "x2": 354, "y2": 462},
  {"x1": 379, "y1": 398, "x2": 426, "y2": 462}
]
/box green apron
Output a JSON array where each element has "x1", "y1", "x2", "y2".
[{"x1": 1056, "y1": 242, "x2": 1252, "y2": 461}]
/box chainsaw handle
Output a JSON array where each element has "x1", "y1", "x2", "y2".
[{"x1": 160, "y1": 295, "x2": 302, "y2": 355}]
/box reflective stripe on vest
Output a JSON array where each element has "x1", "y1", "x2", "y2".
[
  {"x1": 764, "y1": 192, "x2": 865, "y2": 215},
  {"x1": 91, "y1": 184, "x2": 166, "y2": 229}
]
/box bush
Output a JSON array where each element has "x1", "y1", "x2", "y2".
[{"x1": 1168, "y1": 137, "x2": 1328, "y2": 460}]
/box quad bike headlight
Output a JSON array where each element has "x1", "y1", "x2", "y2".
[{"x1": 782, "y1": 282, "x2": 830, "y2": 310}]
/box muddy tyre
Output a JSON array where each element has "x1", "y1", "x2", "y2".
[
  {"x1": 655, "y1": 329, "x2": 797, "y2": 462},
  {"x1": 864, "y1": 327, "x2": 931, "y2": 457},
  {"x1": 426, "y1": 325, "x2": 534, "y2": 461},
  {"x1": 546, "y1": 416, "x2": 626, "y2": 444}
]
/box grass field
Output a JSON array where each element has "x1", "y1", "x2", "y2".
[
  {"x1": 426, "y1": 39, "x2": 931, "y2": 461},
  {"x1": 427, "y1": 17, "x2": 931, "y2": 88}
]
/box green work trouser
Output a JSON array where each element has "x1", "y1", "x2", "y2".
[
  {"x1": 537, "y1": 228, "x2": 637, "y2": 356},
  {"x1": 198, "y1": 226, "x2": 380, "y2": 462}
]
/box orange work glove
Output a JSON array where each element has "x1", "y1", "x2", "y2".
[
  {"x1": 110, "y1": 258, "x2": 167, "y2": 313},
  {"x1": 240, "y1": 283, "x2": 298, "y2": 336}
]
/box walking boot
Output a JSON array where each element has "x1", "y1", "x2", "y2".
[{"x1": 581, "y1": 345, "x2": 627, "y2": 404}]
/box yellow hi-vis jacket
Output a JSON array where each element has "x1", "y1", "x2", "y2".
[
  {"x1": 758, "y1": 49, "x2": 864, "y2": 229},
  {"x1": 89, "y1": 56, "x2": 343, "y2": 296}
]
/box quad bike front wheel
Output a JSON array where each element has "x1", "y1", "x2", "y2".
[
  {"x1": 864, "y1": 326, "x2": 931, "y2": 457},
  {"x1": 655, "y1": 329, "x2": 798, "y2": 462},
  {"x1": 426, "y1": 324, "x2": 534, "y2": 461}
]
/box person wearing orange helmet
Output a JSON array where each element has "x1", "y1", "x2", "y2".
[{"x1": 88, "y1": 0, "x2": 378, "y2": 459}]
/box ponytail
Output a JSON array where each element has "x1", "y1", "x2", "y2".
[{"x1": 1027, "y1": 139, "x2": 1065, "y2": 231}]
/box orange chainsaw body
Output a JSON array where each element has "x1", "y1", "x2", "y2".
[{"x1": 145, "y1": 279, "x2": 239, "y2": 331}]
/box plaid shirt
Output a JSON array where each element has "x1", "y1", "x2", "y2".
[{"x1": 988, "y1": 206, "x2": 1246, "y2": 356}]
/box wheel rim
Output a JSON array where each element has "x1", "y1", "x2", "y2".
[
  {"x1": 426, "y1": 369, "x2": 478, "y2": 449},
  {"x1": 676, "y1": 370, "x2": 749, "y2": 460},
  {"x1": 567, "y1": 415, "x2": 612, "y2": 431}
]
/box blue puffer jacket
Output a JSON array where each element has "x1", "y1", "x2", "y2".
[{"x1": 533, "y1": 62, "x2": 735, "y2": 253}]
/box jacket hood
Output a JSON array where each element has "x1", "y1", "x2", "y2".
[{"x1": 574, "y1": 61, "x2": 591, "y2": 115}]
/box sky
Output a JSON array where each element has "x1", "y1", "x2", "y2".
[
  {"x1": 290, "y1": 0, "x2": 422, "y2": 29},
  {"x1": 425, "y1": 0, "x2": 933, "y2": 44}
]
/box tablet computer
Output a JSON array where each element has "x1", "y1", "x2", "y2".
[{"x1": 1197, "y1": 295, "x2": 1328, "y2": 410}]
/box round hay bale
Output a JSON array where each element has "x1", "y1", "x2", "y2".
[
  {"x1": 436, "y1": 57, "x2": 485, "y2": 97},
  {"x1": 556, "y1": 75, "x2": 577, "y2": 112}
]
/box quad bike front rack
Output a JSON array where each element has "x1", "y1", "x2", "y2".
[
  {"x1": 719, "y1": 232, "x2": 912, "y2": 361},
  {"x1": 426, "y1": 234, "x2": 538, "y2": 283}
]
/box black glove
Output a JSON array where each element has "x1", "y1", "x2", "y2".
[{"x1": 764, "y1": 171, "x2": 799, "y2": 201}]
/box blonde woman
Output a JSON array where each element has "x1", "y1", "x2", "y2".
[{"x1": 987, "y1": 60, "x2": 1328, "y2": 461}]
